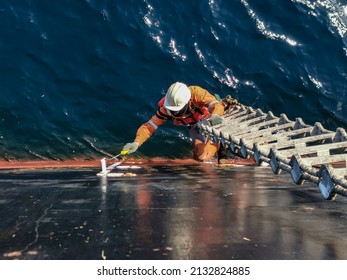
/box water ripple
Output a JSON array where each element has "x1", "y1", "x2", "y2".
[
  {"x1": 292, "y1": 0, "x2": 347, "y2": 51},
  {"x1": 0, "y1": 0, "x2": 346, "y2": 160},
  {"x1": 241, "y1": 0, "x2": 299, "y2": 46}
]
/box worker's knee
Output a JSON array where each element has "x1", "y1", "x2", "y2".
[
  {"x1": 193, "y1": 153, "x2": 206, "y2": 162},
  {"x1": 193, "y1": 139, "x2": 219, "y2": 162}
]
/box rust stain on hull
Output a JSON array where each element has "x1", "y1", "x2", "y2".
[{"x1": 0, "y1": 157, "x2": 256, "y2": 170}]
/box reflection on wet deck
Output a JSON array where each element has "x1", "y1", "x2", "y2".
[{"x1": 0, "y1": 165, "x2": 347, "y2": 259}]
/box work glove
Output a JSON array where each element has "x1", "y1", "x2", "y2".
[
  {"x1": 122, "y1": 142, "x2": 139, "y2": 154},
  {"x1": 224, "y1": 95, "x2": 239, "y2": 106},
  {"x1": 208, "y1": 114, "x2": 223, "y2": 126}
]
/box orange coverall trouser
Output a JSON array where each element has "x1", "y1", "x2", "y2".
[{"x1": 189, "y1": 123, "x2": 220, "y2": 162}]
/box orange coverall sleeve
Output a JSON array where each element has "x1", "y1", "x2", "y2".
[
  {"x1": 134, "y1": 107, "x2": 167, "y2": 146},
  {"x1": 189, "y1": 86, "x2": 224, "y2": 116}
]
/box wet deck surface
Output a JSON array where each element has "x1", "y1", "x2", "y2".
[{"x1": 0, "y1": 165, "x2": 347, "y2": 260}]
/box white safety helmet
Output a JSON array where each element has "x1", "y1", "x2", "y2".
[{"x1": 164, "y1": 82, "x2": 191, "y2": 111}]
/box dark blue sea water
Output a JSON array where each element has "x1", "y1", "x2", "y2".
[{"x1": 0, "y1": 0, "x2": 347, "y2": 161}]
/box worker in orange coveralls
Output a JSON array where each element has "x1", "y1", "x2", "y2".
[{"x1": 122, "y1": 82, "x2": 228, "y2": 163}]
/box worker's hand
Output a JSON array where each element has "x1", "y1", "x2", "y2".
[
  {"x1": 208, "y1": 114, "x2": 223, "y2": 126},
  {"x1": 122, "y1": 142, "x2": 139, "y2": 154}
]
